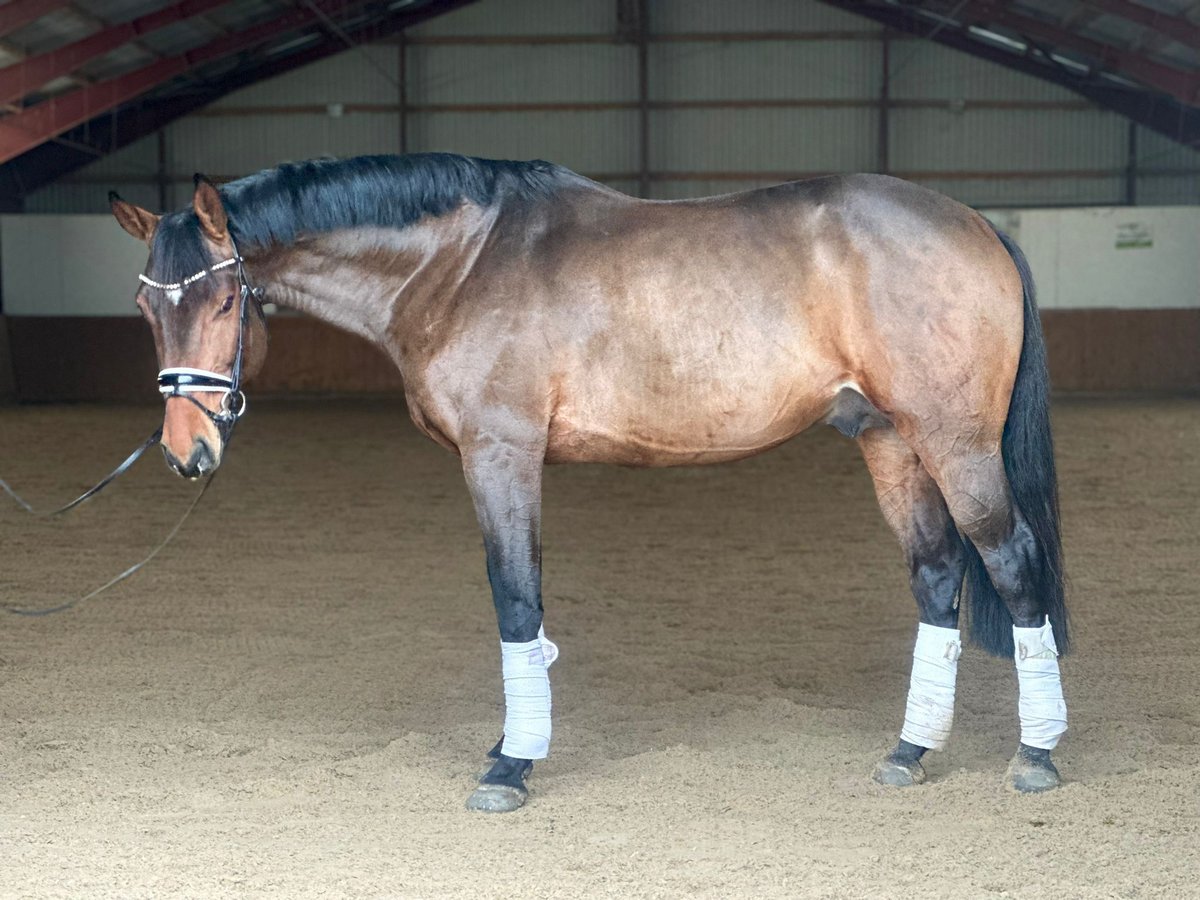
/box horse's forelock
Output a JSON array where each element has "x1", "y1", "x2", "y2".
[{"x1": 145, "y1": 213, "x2": 214, "y2": 306}]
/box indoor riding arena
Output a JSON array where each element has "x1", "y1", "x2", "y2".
[{"x1": 1, "y1": 2, "x2": 1198, "y2": 898}]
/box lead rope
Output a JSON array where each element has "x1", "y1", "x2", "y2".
[
  {"x1": 0, "y1": 428, "x2": 163, "y2": 517},
  {"x1": 1, "y1": 473, "x2": 215, "y2": 616},
  {"x1": 1, "y1": 239, "x2": 260, "y2": 616}
]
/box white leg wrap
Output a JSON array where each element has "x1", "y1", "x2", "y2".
[
  {"x1": 900, "y1": 623, "x2": 962, "y2": 751},
  {"x1": 499, "y1": 626, "x2": 558, "y2": 760},
  {"x1": 1014, "y1": 618, "x2": 1067, "y2": 750}
]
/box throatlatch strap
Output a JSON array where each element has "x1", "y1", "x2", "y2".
[
  {"x1": 900, "y1": 622, "x2": 962, "y2": 751},
  {"x1": 499, "y1": 626, "x2": 558, "y2": 760},
  {"x1": 1014, "y1": 617, "x2": 1067, "y2": 750}
]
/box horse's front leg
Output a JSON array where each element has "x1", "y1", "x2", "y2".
[{"x1": 460, "y1": 435, "x2": 555, "y2": 813}]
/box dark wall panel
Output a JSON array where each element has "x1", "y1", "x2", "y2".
[
  {"x1": 4, "y1": 310, "x2": 1197, "y2": 404},
  {"x1": 6, "y1": 316, "x2": 402, "y2": 403},
  {"x1": 1041, "y1": 309, "x2": 1200, "y2": 392},
  {"x1": 0, "y1": 316, "x2": 15, "y2": 399}
]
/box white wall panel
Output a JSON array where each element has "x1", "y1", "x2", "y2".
[
  {"x1": 170, "y1": 114, "x2": 404, "y2": 178},
  {"x1": 925, "y1": 176, "x2": 1125, "y2": 209},
  {"x1": 650, "y1": 40, "x2": 878, "y2": 101},
  {"x1": 209, "y1": 46, "x2": 401, "y2": 108},
  {"x1": 891, "y1": 109, "x2": 1126, "y2": 172},
  {"x1": 24, "y1": 183, "x2": 156, "y2": 214},
  {"x1": 1137, "y1": 175, "x2": 1200, "y2": 206},
  {"x1": 411, "y1": 44, "x2": 636, "y2": 104},
  {"x1": 1, "y1": 215, "x2": 149, "y2": 315},
  {"x1": 409, "y1": 110, "x2": 638, "y2": 172},
  {"x1": 981, "y1": 207, "x2": 1200, "y2": 310},
  {"x1": 651, "y1": 108, "x2": 877, "y2": 174}
]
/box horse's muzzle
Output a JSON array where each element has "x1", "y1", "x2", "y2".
[{"x1": 163, "y1": 438, "x2": 217, "y2": 480}]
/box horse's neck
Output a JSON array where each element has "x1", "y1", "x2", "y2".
[{"x1": 242, "y1": 203, "x2": 497, "y2": 344}]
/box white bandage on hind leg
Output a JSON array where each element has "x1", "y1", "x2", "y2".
[
  {"x1": 499, "y1": 625, "x2": 559, "y2": 760},
  {"x1": 1014, "y1": 618, "x2": 1067, "y2": 750},
  {"x1": 900, "y1": 623, "x2": 962, "y2": 751}
]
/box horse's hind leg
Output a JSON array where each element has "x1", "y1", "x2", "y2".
[
  {"x1": 459, "y1": 430, "x2": 558, "y2": 813},
  {"x1": 858, "y1": 427, "x2": 968, "y2": 787},
  {"x1": 915, "y1": 442, "x2": 1067, "y2": 792}
]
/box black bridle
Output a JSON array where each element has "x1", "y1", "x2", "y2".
[{"x1": 154, "y1": 245, "x2": 264, "y2": 446}]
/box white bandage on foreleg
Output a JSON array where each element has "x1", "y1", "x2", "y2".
[
  {"x1": 900, "y1": 623, "x2": 962, "y2": 751},
  {"x1": 499, "y1": 625, "x2": 558, "y2": 760},
  {"x1": 1014, "y1": 617, "x2": 1067, "y2": 750}
]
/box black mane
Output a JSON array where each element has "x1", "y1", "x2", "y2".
[{"x1": 148, "y1": 153, "x2": 568, "y2": 288}]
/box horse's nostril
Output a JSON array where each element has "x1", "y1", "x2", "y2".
[
  {"x1": 162, "y1": 445, "x2": 185, "y2": 475},
  {"x1": 162, "y1": 441, "x2": 214, "y2": 478},
  {"x1": 188, "y1": 440, "x2": 215, "y2": 476}
]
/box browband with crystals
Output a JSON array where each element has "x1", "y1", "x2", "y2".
[{"x1": 138, "y1": 256, "x2": 240, "y2": 292}]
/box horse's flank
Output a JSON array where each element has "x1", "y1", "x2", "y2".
[{"x1": 233, "y1": 162, "x2": 1020, "y2": 468}]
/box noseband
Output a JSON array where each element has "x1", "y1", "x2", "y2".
[{"x1": 146, "y1": 240, "x2": 263, "y2": 443}]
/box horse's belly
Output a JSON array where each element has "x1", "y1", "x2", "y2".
[{"x1": 546, "y1": 370, "x2": 830, "y2": 466}]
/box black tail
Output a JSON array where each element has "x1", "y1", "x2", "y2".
[{"x1": 963, "y1": 227, "x2": 1069, "y2": 658}]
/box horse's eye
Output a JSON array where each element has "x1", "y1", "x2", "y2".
[{"x1": 219, "y1": 294, "x2": 235, "y2": 314}]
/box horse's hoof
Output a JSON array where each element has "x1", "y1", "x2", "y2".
[
  {"x1": 466, "y1": 783, "x2": 527, "y2": 813},
  {"x1": 873, "y1": 753, "x2": 926, "y2": 787},
  {"x1": 1008, "y1": 744, "x2": 1061, "y2": 793}
]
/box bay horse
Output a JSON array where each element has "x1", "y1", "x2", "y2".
[{"x1": 110, "y1": 154, "x2": 1069, "y2": 812}]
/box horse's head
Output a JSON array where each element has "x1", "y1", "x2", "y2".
[{"x1": 111, "y1": 177, "x2": 267, "y2": 479}]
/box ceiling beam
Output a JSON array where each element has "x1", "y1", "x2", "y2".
[
  {"x1": 817, "y1": 1, "x2": 1200, "y2": 145},
  {"x1": 0, "y1": 0, "x2": 230, "y2": 109},
  {"x1": 0, "y1": 0, "x2": 369, "y2": 165},
  {"x1": 0, "y1": 0, "x2": 478, "y2": 200},
  {"x1": 955, "y1": 0, "x2": 1200, "y2": 105},
  {"x1": 0, "y1": 0, "x2": 69, "y2": 39},
  {"x1": 1082, "y1": 0, "x2": 1200, "y2": 52}
]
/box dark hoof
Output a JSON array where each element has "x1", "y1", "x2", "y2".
[
  {"x1": 467, "y1": 747, "x2": 534, "y2": 813},
  {"x1": 1008, "y1": 744, "x2": 1061, "y2": 793},
  {"x1": 466, "y1": 782, "x2": 527, "y2": 813},
  {"x1": 873, "y1": 752, "x2": 926, "y2": 787}
]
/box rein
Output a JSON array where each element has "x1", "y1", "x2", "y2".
[{"x1": 1, "y1": 242, "x2": 262, "y2": 616}]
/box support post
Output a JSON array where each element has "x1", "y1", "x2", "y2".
[
  {"x1": 1125, "y1": 120, "x2": 1138, "y2": 206},
  {"x1": 879, "y1": 26, "x2": 891, "y2": 175},
  {"x1": 156, "y1": 128, "x2": 169, "y2": 211},
  {"x1": 637, "y1": 8, "x2": 649, "y2": 198},
  {"x1": 0, "y1": 316, "x2": 15, "y2": 401},
  {"x1": 398, "y1": 30, "x2": 409, "y2": 154},
  {"x1": 619, "y1": 0, "x2": 650, "y2": 198}
]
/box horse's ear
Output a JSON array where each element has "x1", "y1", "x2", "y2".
[
  {"x1": 192, "y1": 175, "x2": 228, "y2": 243},
  {"x1": 109, "y1": 191, "x2": 159, "y2": 244}
]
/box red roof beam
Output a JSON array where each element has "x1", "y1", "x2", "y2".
[
  {"x1": 959, "y1": 0, "x2": 1200, "y2": 106},
  {"x1": 0, "y1": 0, "x2": 366, "y2": 165},
  {"x1": 0, "y1": 0, "x2": 230, "y2": 108},
  {"x1": 1082, "y1": 0, "x2": 1200, "y2": 52},
  {"x1": 0, "y1": 0, "x2": 70, "y2": 39}
]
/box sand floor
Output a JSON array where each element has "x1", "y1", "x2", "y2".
[{"x1": 0, "y1": 396, "x2": 1197, "y2": 898}]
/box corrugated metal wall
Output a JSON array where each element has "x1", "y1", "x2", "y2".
[{"x1": 25, "y1": 0, "x2": 1200, "y2": 213}]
